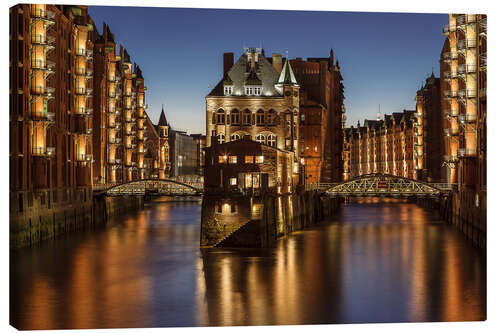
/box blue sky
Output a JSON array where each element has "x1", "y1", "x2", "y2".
[{"x1": 88, "y1": 6, "x2": 448, "y2": 134}]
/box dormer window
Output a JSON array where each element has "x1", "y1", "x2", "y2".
[
  {"x1": 245, "y1": 86, "x2": 261, "y2": 96},
  {"x1": 224, "y1": 85, "x2": 233, "y2": 96}
]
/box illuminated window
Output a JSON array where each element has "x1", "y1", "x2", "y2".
[
  {"x1": 217, "y1": 133, "x2": 225, "y2": 144},
  {"x1": 245, "y1": 155, "x2": 254, "y2": 163},
  {"x1": 229, "y1": 156, "x2": 237, "y2": 164},
  {"x1": 267, "y1": 134, "x2": 277, "y2": 147},
  {"x1": 245, "y1": 87, "x2": 252, "y2": 95},
  {"x1": 230, "y1": 109, "x2": 240, "y2": 124},
  {"x1": 256, "y1": 134, "x2": 265, "y2": 144},
  {"x1": 218, "y1": 155, "x2": 227, "y2": 163},
  {"x1": 256, "y1": 156, "x2": 264, "y2": 163},
  {"x1": 314, "y1": 145, "x2": 318, "y2": 152},
  {"x1": 230, "y1": 133, "x2": 240, "y2": 141},
  {"x1": 242, "y1": 109, "x2": 251, "y2": 125},
  {"x1": 255, "y1": 87, "x2": 261, "y2": 95},
  {"x1": 224, "y1": 86, "x2": 233, "y2": 95},
  {"x1": 256, "y1": 109, "x2": 265, "y2": 125},
  {"x1": 216, "y1": 109, "x2": 225, "y2": 124},
  {"x1": 230, "y1": 177, "x2": 237, "y2": 185}
]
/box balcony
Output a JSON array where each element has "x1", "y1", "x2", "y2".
[
  {"x1": 443, "y1": 71, "x2": 458, "y2": 81},
  {"x1": 76, "y1": 153, "x2": 92, "y2": 162},
  {"x1": 32, "y1": 146, "x2": 55, "y2": 157},
  {"x1": 444, "y1": 90, "x2": 457, "y2": 98},
  {"x1": 75, "y1": 48, "x2": 86, "y2": 56},
  {"x1": 442, "y1": 51, "x2": 458, "y2": 62},
  {"x1": 456, "y1": 14, "x2": 476, "y2": 27},
  {"x1": 445, "y1": 108, "x2": 459, "y2": 117},
  {"x1": 75, "y1": 87, "x2": 92, "y2": 96},
  {"x1": 31, "y1": 86, "x2": 54, "y2": 98},
  {"x1": 457, "y1": 89, "x2": 477, "y2": 99},
  {"x1": 457, "y1": 39, "x2": 477, "y2": 50},
  {"x1": 107, "y1": 122, "x2": 117, "y2": 129},
  {"x1": 458, "y1": 114, "x2": 477, "y2": 123},
  {"x1": 442, "y1": 24, "x2": 456, "y2": 35},
  {"x1": 457, "y1": 64, "x2": 477, "y2": 74},
  {"x1": 31, "y1": 34, "x2": 55, "y2": 46},
  {"x1": 444, "y1": 128, "x2": 459, "y2": 136},
  {"x1": 458, "y1": 147, "x2": 477, "y2": 157},
  {"x1": 31, "y1": 8, "x2": 55, "y2": 23},
  {"x1": 108, "y1": 91, "x2": 116, "y2": 98}
]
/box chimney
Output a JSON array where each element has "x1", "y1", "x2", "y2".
[
  {"x1": 223, "y1": 52, "x2": 234, "y2": 74},
  {"x1": 272, "y1": 54, "x2": 282, "y2": 74}
]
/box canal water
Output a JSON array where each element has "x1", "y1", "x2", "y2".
[{"x1": 10, "y1": 198, "x2": 486, "y2": 329}]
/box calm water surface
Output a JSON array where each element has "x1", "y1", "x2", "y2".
[{"x1": 10, "y1": 198, "x2": 486, "y2": 329}]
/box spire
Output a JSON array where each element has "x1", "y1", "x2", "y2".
[
  {"x1": 277, "y1": 57, "x2": 298, "y2": 85},
  {"x1": 158, "y1": 104, "x2": 168, "y2": 127}
]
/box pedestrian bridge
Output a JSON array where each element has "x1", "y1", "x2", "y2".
[
  {"x1": 309, "y1": 174, "x2": 453, "y2": 198},
  {"x1": 93, "y1": 176, "x2": 204, "y2": 196}
]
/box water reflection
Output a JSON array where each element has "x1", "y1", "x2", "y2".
[{"x1": 10, "y1": 199, "x2": 485, "y2": 329}]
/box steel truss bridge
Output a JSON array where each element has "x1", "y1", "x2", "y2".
[
  {"x1": 309, "y1": 174, "x2": 453, "y2": 198},
  {"x1": 93, "y1": 176, "x2": 204, "y2": 196}
]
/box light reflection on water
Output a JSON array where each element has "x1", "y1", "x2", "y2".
[{"x1": 10, "y1": 198, "x2": 485, "y2": 329}]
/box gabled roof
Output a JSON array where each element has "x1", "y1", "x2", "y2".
[
  {"x1": 277, "y1": 58, "x2": 298, "y2": 85},
  {"x1": 245, "y1": 69, "x2": 262, "y2": 85}
]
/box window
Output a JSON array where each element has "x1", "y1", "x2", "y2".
[
  {"x1": 230, "y1": 177, "x2": 237, "y2": 185},
  {"x1": 314, "y1": 145, "x2": 318, "y2": 152},
  {"x1": 224, "y1": 85, "x2": 233, "y2": 95},
  {"x1": 245, "y1": 86, "x2": 262, "y2": 96},
  {"x1": 218, "y1": 155, "x2": 227, "y2": 163},
  {"x1": 256, "y1": 109, "x2": 265, "y2": 126},
  {"x1": 256, "y1": 156, "x2": 264, "y2": 163},
  {"x1": 216, "y1": 109, "x2": 225, "y2": 124},
  {"x1": 267, "y1": 109, "x2": 276, "y2": 125},
  {"x1": 255, "y1": 87, "x2": 261, "y2": 95},
  {"x1": 229, "y1": 156, "x2": 237, "y2": 164},
  {"x1": 267, "y1": 134, "x2": 277, "y2": 147},
  {"x1": 230, "y1": 133, "x2": 240, "y2": 141},
  {"x1": 245, "y1": 87, "x2": 252, "y2": 95},
  {"x1": 242, "y1": 109, "x2": 251, "y2": 125},
  {"x1": 230, "y1": 109, "x2": 239, "y2": 125},
  {"x1": 245, "y1": 155, "x2": 254, "y2": 163},
  {"x1": 217, "y1": 133, "x2": 225, "y2": 144},
  {"x1": 256, "y1": 134, "x2": 265, "y2": 144}
]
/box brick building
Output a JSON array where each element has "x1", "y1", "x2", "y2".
[
  {"x1": 344, "y1": 110, "x2": 417, "y2": 180},
  {"x1": 289, "y1": 50, "x2": 345, "y2": 183},
  {"x1": 9, "y1": 4, "x2": 95, "y2": 245}
]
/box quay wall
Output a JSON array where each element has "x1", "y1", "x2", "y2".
[
  {"x1": 416, "y1": 187, "x2": 486, "y2": 249},
  {"x1": 200, "y1": 190, "x2": 340, "y2": 248},
  {"x1": 10, "y1": 189, "x2": 143, "y2": 248}
]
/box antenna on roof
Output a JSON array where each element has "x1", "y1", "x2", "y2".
[{"x1": 285, "y1": 49, "x2": 289, "y2": 59}]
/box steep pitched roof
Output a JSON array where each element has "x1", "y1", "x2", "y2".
[
  {"x1": 158, "y1": 106, "x2": 168, "y2": 127},
  {"x1": 277, "y1": 58, "x2": 298, "y2": 85}
]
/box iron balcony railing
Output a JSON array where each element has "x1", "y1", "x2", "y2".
[
  {"x1": 479, "y1": 18, "x2": 487, "y2": 35},
  {"x1": 31, "y1": 8, "x2": 55, "y2": 21},
  {"x1": 442, "y1": 51, "x2": 458, "y2": 61},
  {"x1": 445, "y1": 109, "x2": 459, "y2": 118},
  {"x1": 458, "y1": 89, "x2": 477, "y2": 98},
  {"x1": 31, "y1": 34, "x2": 55, "y2": 45},
  {"x1": 444, "y1": 127, "x2": 459, "y2": 136},
  {"x1": 458, "y1": 114, "x2": 477, "y2": 123},
  {"x1": 76, "y1": 48, "x2": 86, "y2": 56},
  {"x1": 443, "y1": 71, "x2": 458, "y2": 80},
  {"x1": 458, "y1": 147, "x2": 477, "y2": 157},
  {"x1": 480, "y1": 53, "x2": 487, "y2": 68},
  {"x1": 458, "y1": 64, "x2": 477, "y2": 74},
  {"x1": 444, "y1": 90, "x2": 458, "y2": 98},
  {"x1": 457, "y1": 38, "x2": 477, "y2": 50},
  {"x1": 456, "y1": 14, "x2": 477, "y2": 26},
  {"x1": 32, "y1": 111, "x2": 55, "y2": 122}
]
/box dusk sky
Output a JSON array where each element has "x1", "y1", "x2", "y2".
[{"x1": 88, "y1": 6, "x2": 448, "y2": 134}]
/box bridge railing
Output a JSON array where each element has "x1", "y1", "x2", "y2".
[{"x1": 306, "y1": 183, "x2": 337, "y2": 191}]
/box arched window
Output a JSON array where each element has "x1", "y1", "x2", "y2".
[
  {"x1": 242, "y1": 109, "x2": 251, "y2": 125},
  {"x1": 256, "y1": 109, "x2": 265, "y2": 126},
  {"x1": 216, "y1": 109, "x2": 225, "y2": 125},
  {"x1": 256, "y1": 133, "x2": 266, "y2": 144},
  {"x1": 267, "y1": 109, "x2": 276, "y2": 126},
  {"x1": 267, "y1": 134, "x2": 277, "y2": 147},
  {"x1": 217, "y1": 133, "x2": 225, "y2": 144},
  {"x1": 230, "y1": 109, "x2": 240, "y2": 125},
  {"x1": 230, "y1": 133, "x2": 240, "y2": 141}
]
